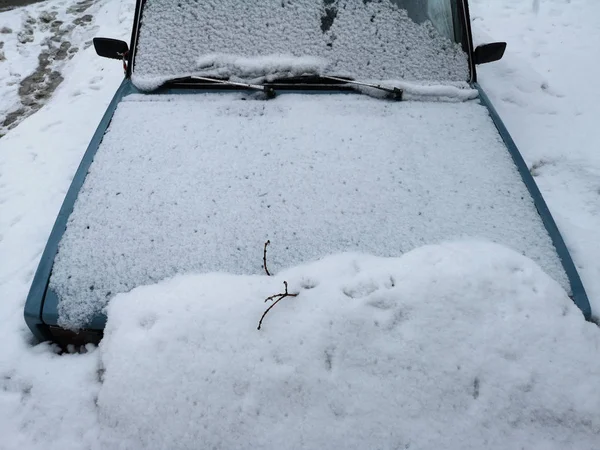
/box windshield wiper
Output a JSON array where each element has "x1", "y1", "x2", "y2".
[
  {"x1": 321, "y1": 76, "x2": 403, "y2": 100},
  {"x1": 266, "y1": 75, "x2": 403, "y2": 100},
  {"x1": 164, "y1": 75, "x2": 402, "y2": 100},
  {"x1": 164, "y1": 76, "x2": 276, "y2": 98}
]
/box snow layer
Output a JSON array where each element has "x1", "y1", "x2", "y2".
[
  {"x1": 49, "y1": 93, "x2": 568, "y2": 329},
  {"x1": 98, "y1": 241, "x2": 600, "y2": 450},
  {"x1": 197, "y1": 53, "x2": 329, "y2": 80},
  {"x1": 132, "y1": 0, "x2": 469, "y2": 90},
  {"x1": 361, "y1": 80, "x2": 479, "y2": 102}
]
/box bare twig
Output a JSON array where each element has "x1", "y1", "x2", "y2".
[
  {"x1": 263, "y1": 240, "x2": 271, "y2": 276},
  {"x1": 257, "y1": 281, "x2": 298, "y2": 330},
  {"x1": 264, "y1": 292, "x2": 283, "y2": 303}
]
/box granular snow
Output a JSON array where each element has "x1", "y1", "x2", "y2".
[
  {"x1": 196, "y1": 54, "x2": 330, "y2": 81},
  {"x1": 132, "y1": 0, "x2": 469, "y2": 90},
  {"x1": 97, "y1": 242, "x2": 600, "y2": 450},
  {"x1": 49, "y1": 93, "x2": 568, "y2": 329}
]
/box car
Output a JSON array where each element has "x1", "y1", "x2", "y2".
[{"x1": 24, "y1": 0, "x2": 592, "y2": 346}]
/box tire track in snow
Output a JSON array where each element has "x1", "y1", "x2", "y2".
[{"x1": 1, "y1": 0, "x2": 101, "y2": 136}]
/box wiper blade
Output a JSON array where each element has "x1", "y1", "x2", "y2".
[
  {"x1": 165, "y1": 76, "x2": 276, "y2": 98},
  {"x1": 266, "y1": 75, "x2": 403, "y2": 100},
  {"x1": 322, "y1": 76, "x2": 403, "y2": 100}
]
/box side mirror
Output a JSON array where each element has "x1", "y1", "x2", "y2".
[
  {"x1": 93, "y1": 37, "x2": 129, "y2": 60},
  {"x1": 473, "y1": 42, "x2": 507, "y2": 65}
]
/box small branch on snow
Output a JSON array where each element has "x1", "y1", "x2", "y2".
[
  {"x1": 257, "y1": 281, "x2": 298, "y2": 330},
  {"x1": 263, "y1": 240, "x2": 271, "y2": 276}
]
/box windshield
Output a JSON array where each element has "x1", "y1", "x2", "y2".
[{"x1": 132, "y1": 0, "x2": 469, "y2": 90}]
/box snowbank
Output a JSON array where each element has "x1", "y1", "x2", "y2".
[
  {"x1": 98, "y1": 241, "x2": 600, "y2": 450},
  {"x1": 2, "y1": 240, "x2": 600, "y2": 450},
  {"x1": 132, "y1": 0, "x2": 469, "y2": 89},
  {"x1": 49, "y1": 94, "x2": 567, "y2": 329}
]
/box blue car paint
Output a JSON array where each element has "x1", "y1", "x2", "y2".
[
  {"x1": 24, "y1": 79, "x2": 138, "y2": 341},
  {"x1": 475, "y1": 83, "x2": 591, "y2": 320},
  {"x1": 24, "y1": 81, "x2": 593, "y2": 342}
]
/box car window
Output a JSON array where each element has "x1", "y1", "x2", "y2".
[
  {"x1": 426, "y1": 0, "x2": 456, "y2": 40},
  {"x1": 132, "y1": 0, "x2": 469, "y2": 90}
]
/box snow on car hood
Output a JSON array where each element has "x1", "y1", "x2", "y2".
[
  {"x1": 49, "y1": 92, "x2": 568, "y2": 329},
  {"x1": 131, "y1": 0, "x2": 469, "y2": 90},
  {"x1": 97, "y1": 241, "x2": 600, "y2": 450}
]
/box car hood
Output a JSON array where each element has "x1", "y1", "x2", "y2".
[{"x1": 48, "y1": 92, "x2": 567, "y2": 328}]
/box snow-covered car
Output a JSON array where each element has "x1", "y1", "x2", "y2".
[{"x1": 24, "y1": 0, "x2": 592, "y2": 346}]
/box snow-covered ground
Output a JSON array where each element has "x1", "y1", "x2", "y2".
[
  {"x1": 0, "y1": 0, "x2": 135, "y2": 447},
  {"x1": 470, "y1": 0, "x2": 600, "y2": 320},
  {"x1": 0, "y1": 0, "x2": 111, "y2": 135},
  {"x1": 0, "y1": 0, "x2": 599, "y2": 449}
]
